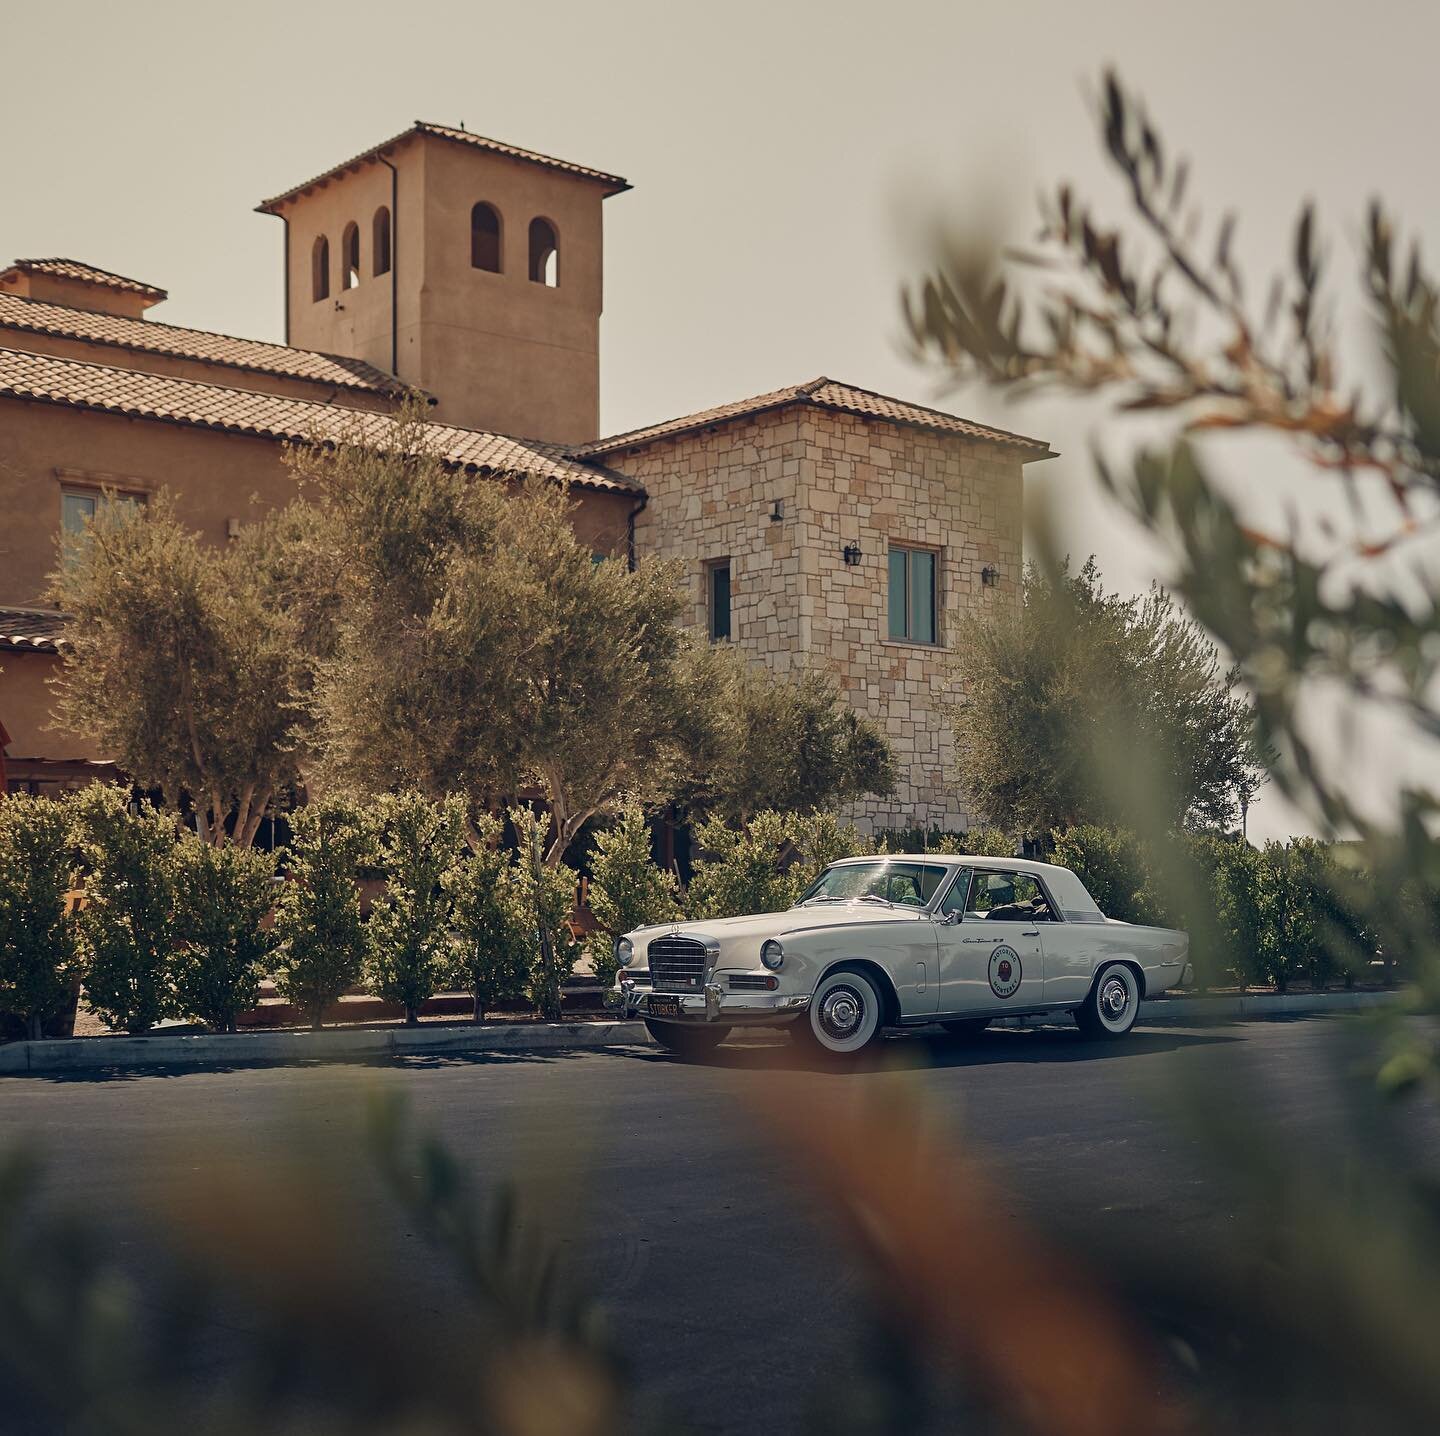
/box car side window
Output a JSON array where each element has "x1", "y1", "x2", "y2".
[
  {"x1": 940, "y1": 870, "x2": 972, "y2": 917},
  {"x1": 963, "y1": 871, "x2": 1058, "y2": 922}
]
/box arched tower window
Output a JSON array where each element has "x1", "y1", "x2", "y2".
[
  {"x1": 471, "y1": 203, "x2": 502, "y2": 272},
  {"x1": 528, "y1": 218, "x2": 558, "y2": 286},
  {"x1": 312, "y1": 235, "x2": 330, "y2": 302},
  {"x1": 341, "y1": 222, "x2": 360, "y2": 289},
  {"x1": 373, "y1": 207, "x2": 392, "y2": 276}
]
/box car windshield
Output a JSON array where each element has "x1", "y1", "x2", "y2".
[{"x1": 797, "y1": 860, "x2": 949, "y2": 909}]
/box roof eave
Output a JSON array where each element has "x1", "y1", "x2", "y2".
[
  {"x1": 580, "y1": 391, "x2": 1055, "y2": 461},
  {"x1": 257, "y1": 124, "x2": 631, "y2": 215}
]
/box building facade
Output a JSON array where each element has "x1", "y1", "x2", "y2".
[{"x1": 0, "y1": 123, "x2": 1051, "y2": 829}]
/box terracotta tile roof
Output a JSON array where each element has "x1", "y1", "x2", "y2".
[
  {"x1": 259, "y1": 121, "x2": 630, "y2": 213},
  {"x1": 0, "y1": 608, "x2": 67, "y2": 653},
  {"x1": 1, "y1": 258, "x2": 167, "y2": 301},
  {"x1": 575, "y1": 376, "x2": 1054, "y2": 458},
  {"x1": 0, "y1": 345, "x2": 639, "y2": 495},
  {"x1": 0, "y1": 290, "x2": 404, "y2": 398}
]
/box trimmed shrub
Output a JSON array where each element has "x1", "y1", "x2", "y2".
[
  {"x1": 687, "y1": 811, "x2": 801, "y2": 919},
  {"x1": 1254, "y1": 840, "x2": 1324, "y2": 992},
  {"x1": 171, "y1": 836, "x2": 276, "y2": 1032},
  {"x1": 584, "y1": 802, "x2": 682, "y2": 989},
  {"x1": 445, "y1": 815, "x2": 530, "y2": 1022},
  {"x1": 70, "y1": 785, "x2": 180, "y2": 1036},
  {"x1": 366, "y1": 792, "x2": 466, "y2": 1025},
  {"x1": 272, "y1": 799, "x2": 374, "y2": 1029},
  {"x1": 509, "y1": 806, "x2": 579, "y2": 1022},
  {"x1": 788, "y1": 812, "x2": 872, "y2": 892},
  {"x1": 874, "y1": 825, "x2": 1015, "y2": 857},
  {"x1": 0, "y1": 793, "x2": 81, "y2": 1040},
  {"x1": 1049, "y1": 824, "x2": 1158, "y2": 925}
]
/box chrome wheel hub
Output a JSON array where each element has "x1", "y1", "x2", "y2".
[
  {"x1": 1100, "y1": 977, "x2": 1130, "y2": 1022},
  {"x1": 819, "y1": 986, "x2": 864, "y2": 1040}
]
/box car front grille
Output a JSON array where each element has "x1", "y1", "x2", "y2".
[{"x1": 648, "y1": 936, "x2": 709, "y2": 993}]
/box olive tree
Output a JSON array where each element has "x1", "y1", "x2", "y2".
[
  {"x1": 290, "y1": 408, "x2": 712, "y2": 866},
  {"x1": 0, "y1": 793, "x2": 81, "y2": 1040},
  {"x1": 698, "y1": 656, "x2": 896, "y2": 822},
  {"x1": 52, "y1": 494, "x2": 310, "y2": 846},
  {"x1": 948, "y1": 558, "x2": 1263, "y2": 839}
]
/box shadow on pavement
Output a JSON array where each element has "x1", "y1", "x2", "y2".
[
  {"x1": 631, "y1": 1023, "x2": 1240, "y2": 1076},
  {"x1": 14, "y1": 1045, "x2": 615, "y2": 1085}
]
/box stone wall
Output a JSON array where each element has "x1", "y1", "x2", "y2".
[
  {"x1": 626, "y1": 411, "x2": 806, "y2": 671},
  {"x1": 616, "y1": 405, "x2": 1026, "y2": 834}
]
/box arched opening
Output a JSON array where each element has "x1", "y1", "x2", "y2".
[
  {"x1": 311, "y1": 235, "x2": 329, "y2": 302},
  {"x1": 528, "y1": 217, "x2": 558, "y2": 286},
  {"x1": 471, "y1": 202, "x2": 502, "y2": 272},
  {"x1": 341, "y1": 222, "x2": 360, "y2": 289},
  {"x1": 372, "y1": 206, "x2": 392, "y2": 276}
]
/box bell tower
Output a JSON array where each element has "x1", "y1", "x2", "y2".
[{"x1": 259, "y1": 123, "x2": 629, "y2": 445}]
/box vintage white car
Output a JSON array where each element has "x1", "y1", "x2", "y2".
[{"x1": 616, "y1": 854, "x2": 1191, "y2": 1057}]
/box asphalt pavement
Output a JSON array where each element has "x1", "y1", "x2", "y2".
[{"x1": 4, "y1": 1016, "x2": 1438, "y2": 1433}]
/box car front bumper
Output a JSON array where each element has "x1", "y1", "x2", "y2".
[{"x1": 619, "y1": 978, "x2": 811, "y2": 1027}]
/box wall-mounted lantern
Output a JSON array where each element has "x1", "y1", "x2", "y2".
[
  {"x1": 842, "y1": 542, "x2": 863, "y2": 566},
  {"x1": 980, "y1": 565, "x2": 1000, "y2": 587}
]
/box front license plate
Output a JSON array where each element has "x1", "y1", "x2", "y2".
[{"x1": 648, "y1": 995, "x2": 682, "y2": 1019}]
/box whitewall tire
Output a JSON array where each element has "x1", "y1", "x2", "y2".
[
  {"x1": 1076, "y1": 962, "x2": 1140, "y2": 1039},
  {"x1": 799, "y1": 967, "x2": 885, "y2": 1056}
]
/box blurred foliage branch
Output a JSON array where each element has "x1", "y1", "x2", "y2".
[{"x1": 908, "y1": 67, "x2": 1440, "y2": 1081}]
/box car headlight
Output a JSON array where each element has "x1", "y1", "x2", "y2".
[
  {"x1": 616, "y1": 937, "x2": 634, "y2": 967},
  {"x1": 760, "y1": 939, "x2": 784, "y2": 971}
]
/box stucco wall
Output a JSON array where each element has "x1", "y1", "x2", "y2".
[
  {"x1": 0, "y1": 650, "x2": 85, "y2": 759},
  {"x1": 617, "y1": 406, "x2": 1025, "y2": 834},
  {"x1": 274, "y1": 132, "x2": 609, "y2": 443},
  {"x1": 0, "y1": 397, "x2": 633, "y2": 764}
]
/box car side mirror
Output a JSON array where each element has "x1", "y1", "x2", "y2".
[{"x1": 938, "y1": 909, "x2": 962, "y2": 925}]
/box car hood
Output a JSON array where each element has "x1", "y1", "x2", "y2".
[{"x1": 632, "y1": 902, "x2": 926, "y2": 946}]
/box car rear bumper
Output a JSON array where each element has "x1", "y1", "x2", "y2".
[{"x1": 619, "y1": 979, "x2": 810, "y2": 1026}]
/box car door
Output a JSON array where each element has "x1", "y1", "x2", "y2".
[{"x1": 935, "y1": 868, "x2": 1046, "y2": 1015}]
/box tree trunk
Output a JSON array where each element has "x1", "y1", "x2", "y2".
[
  {"x1": 472, "y1": 990, "x2": 485, "y2": 1023},
  {"x1": 27, "y1": 1012, "x2": 42, "y2": 1041},
  {"x1": 232, "y1": 781, "x2": 257, "y2": 849},
  {"x1": 406, "y1": 1006, "x2": 418, "y2": 1027},
  {"x1": 239, "y1": 788, "x2": 272, "y2": 848}
]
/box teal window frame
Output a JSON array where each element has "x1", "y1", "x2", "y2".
[
  {"x1": 887, "y1": 543, "x2": 938, "y2": 644},
  {"x1": 706, "y1": 558, "x2": 732, "y2": 642}
]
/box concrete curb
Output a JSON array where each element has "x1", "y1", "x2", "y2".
[
  {"x1": 0, "y1": 991, "x2": 1405, "y2": 1076},
  {"x1": 0, "y1": 1020, "x2": 651, "y2": 1076}
]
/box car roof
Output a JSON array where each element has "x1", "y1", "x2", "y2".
[{"x1": 827, "y1": 854, "x2": 1072, "y2": 878}]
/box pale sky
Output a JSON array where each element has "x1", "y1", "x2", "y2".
[{"x1": 3, "y1": 0, "x2": 1436, "y2": 841}]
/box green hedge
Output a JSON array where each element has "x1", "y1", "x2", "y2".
[
  {"x1": 0, "y1": 791, "x2": 1401, "y2": 1041},
  {"x1": 1049, "y1": 824, "x2": 1378, "y2": 989}
]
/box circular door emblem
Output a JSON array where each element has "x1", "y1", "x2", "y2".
[{"x1": 989, "y1": 944, "x2": 1022, "y2": 999}]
